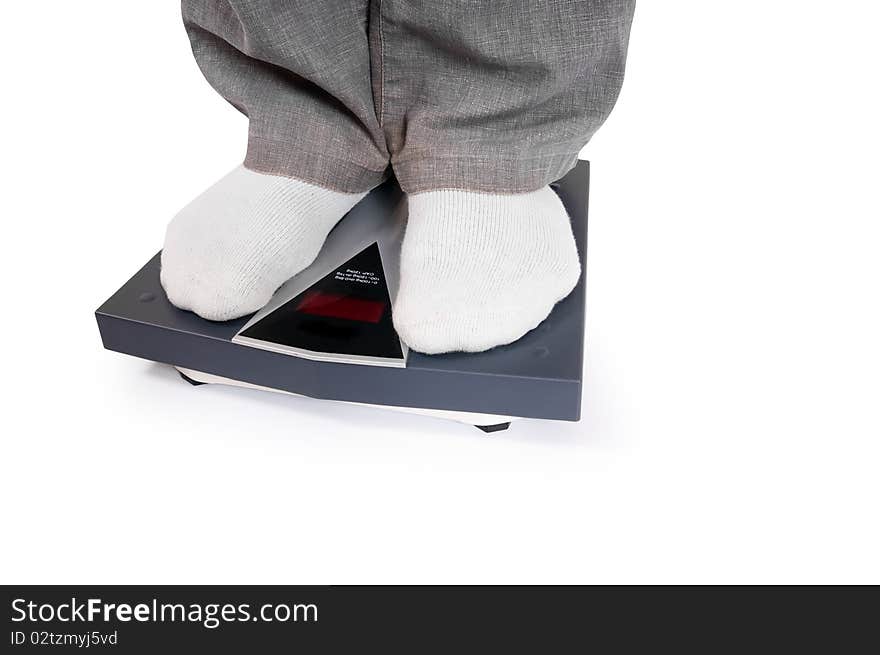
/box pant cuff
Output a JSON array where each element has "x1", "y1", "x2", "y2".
[
  {"x1": 244, "y1": 130, "x2": 389, "y2": 194},
  {"x1": 393, "y1": 153, "x2": 580, "y2": 195}
]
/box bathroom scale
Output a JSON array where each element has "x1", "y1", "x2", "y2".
[{"x1": 95, "y1": 161, "x2": 589, "y2": 431}]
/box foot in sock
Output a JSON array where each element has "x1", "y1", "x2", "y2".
[
  {"x1": 161, "y1": 166, "x2": 366, "y2": 321},
  {"x1": 393, "y1": 186, "x2": 581, "y2": 354}
]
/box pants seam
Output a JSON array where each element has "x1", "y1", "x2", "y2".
[{"x1": 376, "y1": 0, "x2": 386, "y2": 127}]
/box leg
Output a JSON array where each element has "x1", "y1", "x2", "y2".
[
  {"x1": 378, "y1": 1, "x2": 635, "y2": 353},
  {"x1": 162, "y1": 1, "x2": 390, "y2": 321}
]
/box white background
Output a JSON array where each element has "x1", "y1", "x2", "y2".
[{"x1": 2, "y1": 2, "x2": 878, "y2": 584}]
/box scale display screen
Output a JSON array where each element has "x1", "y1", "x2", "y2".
[{"x1": 295, "y1": 291, "x2": 386, "y2": 324}]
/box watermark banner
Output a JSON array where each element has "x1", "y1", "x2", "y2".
[{"x1": 2, "y1": 586, "x2": 875, "y2": 652}]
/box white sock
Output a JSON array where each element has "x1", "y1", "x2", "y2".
[
  {"x1": 393, "y1": 187, "x2": 581, "y2": 354},
  {"x1": 161, "y1": 166, "x2": 366, "y2": 321}
]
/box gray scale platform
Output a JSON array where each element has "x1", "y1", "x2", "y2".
[{"x1": 96, "y1": 162, "x2": 589, "y2": 424}]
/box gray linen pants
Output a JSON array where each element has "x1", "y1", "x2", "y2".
[{"x1": 182, "y1": 1, "x2": 635, "y2": 194}]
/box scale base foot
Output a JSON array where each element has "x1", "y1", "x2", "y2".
[
  {"x1": 475, "y1": 422, "x2": 511, "y2": 433},
  {"x1": 178, "y1": 370, "x2": 206, "y2": 386}
]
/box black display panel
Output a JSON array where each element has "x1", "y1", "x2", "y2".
[{"x1": 239, "y1": 242, "x2": 404, "y2": 360}]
